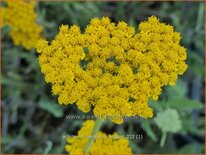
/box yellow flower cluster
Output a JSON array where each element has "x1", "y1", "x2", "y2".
[
  {"x1": 65, "y1": 120, "x2": 132, "y2": 154},
  {"x1": 2, "y1": 0, "x2": 42, "y2": 50},
  {"x1": 37, "y1": 16, "x2": 187, "y2": 124}
]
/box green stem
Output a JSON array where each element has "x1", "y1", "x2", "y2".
[
  {"x1": 83, "y1": 119, "x2": 103, "y2": 154},
  {"x1": 160, "y1": 131, "x2": 167, "y2": 147}
]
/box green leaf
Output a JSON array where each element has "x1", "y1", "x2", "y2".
[
  {"x1": 1, "y1": 135, "x2": 12, "y2": 144},
  {"x1": 180, "y1": 115, "x2": 205, "y2": 135},
  {"x1": 154, "y1": 109, "x2": 182, "y2": 133},
  {"x1": 163, "y1": 98, "x2": 203, "y2": 111},
  {"x1": 1, "y1": 25, "x2": 12, "y2": 37},
  {"x1": 195, "y1": 3, "x2": 204, "y2": 33},
  {"x1": 44, "y1": 141, "x2": 53, "y2": 154},
  {"x1": 141, "y1": 121, "x2": 157, "y2": 142},
  {"x1": 129, "y1": 140, "x2": 142, "y2": 154},
  {"x1": 39, "y1": 99, "x2": 64, "y2": 118},
  {"x1": 188, "y1": 51, "x2": 204, "y2": 76},
  {"x1": 178, "y1": 144, "x2": 203, "y2": 154},
  {"x1": 1, "y1": 76, "x2": 26, "y2": 88},
  {"x1": 148, "y1": 99, "x2": 163, "y2": 112},
  {"x1": 165, "y1": 79, "x2": 187, "y2": 99}
]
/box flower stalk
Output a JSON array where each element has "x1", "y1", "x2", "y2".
[
  {"x1": 160, "y1": 131, "x2": 167, "y2": 147},
  {"x1": 83, "y1": 119, "x2": 103, "y2": 154}
]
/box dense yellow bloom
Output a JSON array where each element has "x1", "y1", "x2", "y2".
[
  {"x1": 65, "y1": 120, "x2": 132, "y2": 154},
  {"x1": 37, "y1": 16, "x2": 188, "y2": 124},
  {"x1": 2, "y1": 0, "x2": 42, "y2": 50}
]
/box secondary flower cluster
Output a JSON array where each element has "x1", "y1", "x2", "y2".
[
  {"x1": 37, "y1": 16, "x2": 187, "y2": 124},
  {"x1": 2, "y1": 0, "x2": 42, "y2": 50},
  {"x1": 65, "y1": 120, "x2": 132, "y2": 154}
]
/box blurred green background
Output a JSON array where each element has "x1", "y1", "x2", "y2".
[{"x1": 1, "y1": 1, "x2": 205, "y2": 154}]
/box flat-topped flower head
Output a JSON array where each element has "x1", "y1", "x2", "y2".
[
  {"x1": 2, "y1": 0, "x2": 43, "y2": 50},
  {"x1": 37, "y1": 16, "x2": 187, "y2": 124},
  {"x1": 65, "y1": 120, "x2": 132, "y2": 154}
]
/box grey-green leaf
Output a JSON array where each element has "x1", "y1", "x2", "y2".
[
  {"x1": 39, "y1": 99, "x2": 64, "y2": 118},
  {"x1": 141, "y1": 121, "x2": 158, "y2": 142},
  {"x1": 164, "y1": 98, "x2": 203, "y2": 111},
  {"x1": 154, "y1": 109, "x2": 182, "y2": 133}
]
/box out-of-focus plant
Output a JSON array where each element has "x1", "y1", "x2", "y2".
[
  {"x1": 154, "y1": 108, "x2": 182, "y2": 147},
  {"x1": 1, "y1": 0, "x2": 43, "y2": 50},
  {"x1": 65, "y1": 120, "x2": 132, "y2": 154}
]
